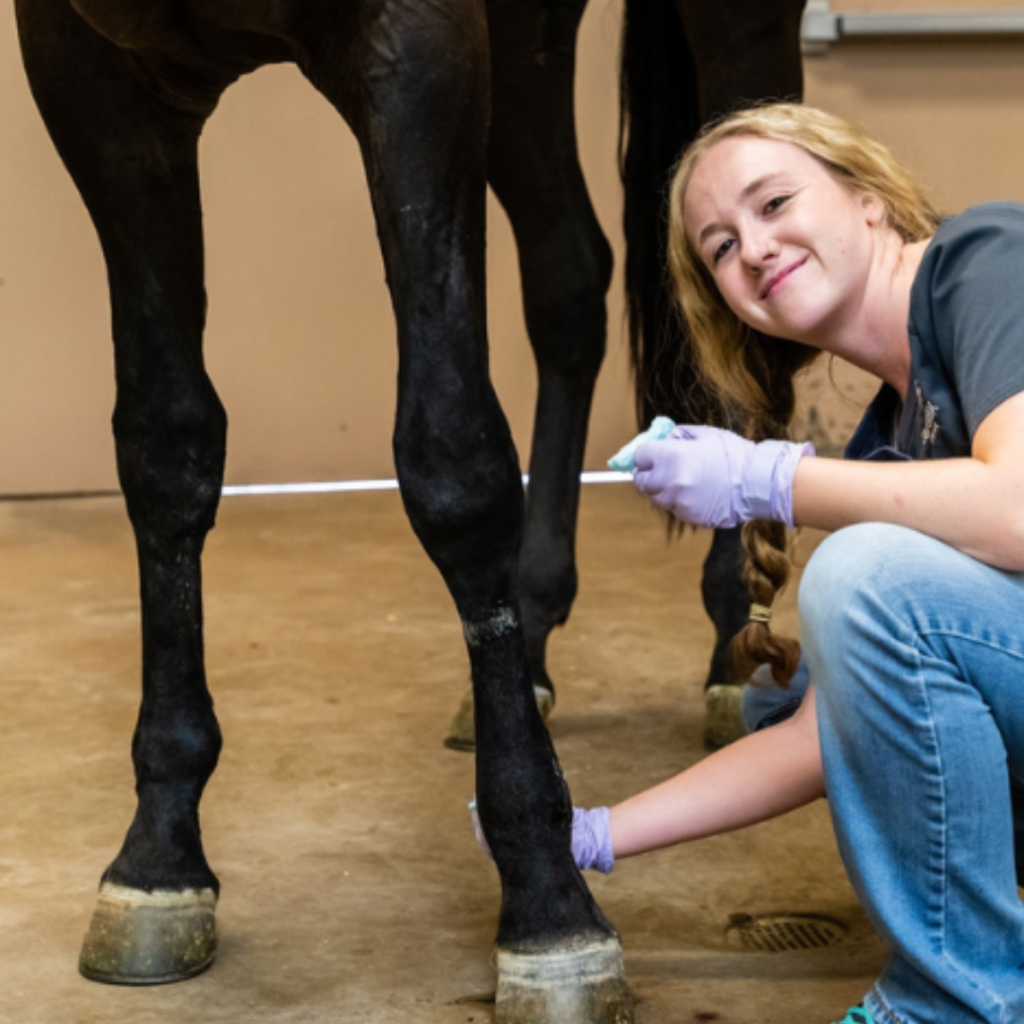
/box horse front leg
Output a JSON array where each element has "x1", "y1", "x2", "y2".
[
  {"x1": 297, "y1": 4, "x2": 630, "y2": 1019},
  {"x1": 17, "y1": 0, "x2": 232, "y2": 983},
  {"x1": 442, "y1": 0, "x2": 612, "y2": 753}
]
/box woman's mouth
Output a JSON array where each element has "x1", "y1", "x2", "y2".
[{"x1": 761, "y1": 256, "x2": 809, "y2": 300}]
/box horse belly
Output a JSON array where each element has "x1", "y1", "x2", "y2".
[
  {"x1": 69, "y1": 0, "x2": 177, "y2": 46},
  {"x1": 68, "y1": 0, "x2": 296, "y2": 49}
]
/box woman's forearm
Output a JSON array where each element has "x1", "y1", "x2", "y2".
[
  {"x1": 791, "y1": 392, "x2": 1024, "y2": 571},
  {"x1": 609, "y1": 686, "x2": 824, "y2": 859},
  {"x1": 792, "y1": 455, "x2": 1024, "y2": 570}
]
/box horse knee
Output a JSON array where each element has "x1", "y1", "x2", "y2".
[
  {"x1": 113, "y1": 384, "x2": 227, "y2": 540},
  {"x1": 395, "y1": 406, "x2": 523, "y2": 601}
]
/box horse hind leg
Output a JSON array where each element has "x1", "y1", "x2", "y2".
[
  {"x1": 700, "y1": 527, "x2": 752, "y2": 748},
  {"x1": 296, "y1": 6, "x2": 630, "y2": 1020},
  {"x1": 489, "y1": 0, "x2": 611, "y2": 699},
  {"x1": 17, "y1": 0, "x2": 235, "y2": 983},
  {"x1": 674, "y1": 0, "x2": 806, "y2": 747}
]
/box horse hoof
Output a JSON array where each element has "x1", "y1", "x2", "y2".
[
  {"x1": 702, "y1": 683, "x2": 747, "y2": 750},
  {"x1": 495, "y1": 937, "x2": 633, "y2": 1024},
  {"x1": 79, "y1": 882, "x2": 217, "y2": 985},
  {"x1": 443, "y1": 684, "x2": 554, "y2": 753}
]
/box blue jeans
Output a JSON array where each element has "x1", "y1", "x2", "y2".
[{"x1": 745, "y1": 523, "x2": 1024, "y2": 1024}]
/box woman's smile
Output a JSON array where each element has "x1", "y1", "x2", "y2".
[{"x1": 760, "y1": 254, "x2": 809, "y2": 300}]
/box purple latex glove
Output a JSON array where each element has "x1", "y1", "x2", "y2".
[
  {"x1": 470, "y1": 800, "x2": 614, "y2": 874},
  {"x1": 572, "y1": 806, "x2": 614, "y2": 874},
  {"x1": 633, "y1": 425, "x2": 814, "y2": 528}
]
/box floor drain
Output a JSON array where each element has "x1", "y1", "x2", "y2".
[{"x1": 725, "y1": 912, "x2": 848, "y2": 952}]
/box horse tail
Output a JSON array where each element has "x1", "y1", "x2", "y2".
[
  {"x1": 619, "y1": 0, "x2": 713, "y2": 429},
  {"x1": 619, "y1": 1, "x2": 808, "y2": 430}
]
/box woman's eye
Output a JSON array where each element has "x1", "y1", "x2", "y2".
[
  {"x1": 711, "y1": 238, "x2": 734, "y2": 265},
  {"x1": 764, "y1": 194, "x2": 791, "y2": 215}
]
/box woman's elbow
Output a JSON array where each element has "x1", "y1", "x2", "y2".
[{"x1": 971, "y1": 514, "x2": 1024, "y2": 571}]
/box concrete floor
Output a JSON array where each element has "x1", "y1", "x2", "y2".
[{"x1": 0, "y1": 484, "x2": 886, "y2": 1024}]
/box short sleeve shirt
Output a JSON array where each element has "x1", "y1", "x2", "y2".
[{"x1": 846, "y1": 202, "x2": 1024, "y2": 463}]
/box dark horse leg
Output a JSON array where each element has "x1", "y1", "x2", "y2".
[
  {"x1": 681, "y1": 0, "x2": 806, "y2": 749},
  {"x1": 293, "y1": 5, "x2": 629, "y2": 1021},
  {"x1": 14, "y1": 0, "x2": 267, "y2": 982},
  {"x1": 444, "y1": 0, "x2": 613, "y2": 751},
  {"x1": 19, "y1": 0, "x2": 630, "y2": 1011},
  {"x1": 622, "y1": 0, "x2": 806, "y2": 747}
]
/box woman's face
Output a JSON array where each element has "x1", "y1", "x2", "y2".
[{"x1": 682, "y1": 135, "x2": 885, "y2": 348}]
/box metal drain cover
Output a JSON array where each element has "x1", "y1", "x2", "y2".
[{"x1": 725, "y1": 912, "x2": 848, "y2": 952}]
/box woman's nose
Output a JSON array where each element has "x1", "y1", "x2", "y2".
[{"x1": 741, "y1": 229, "x2": 779, "y2": 269}]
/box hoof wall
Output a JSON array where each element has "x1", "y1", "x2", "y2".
[
  {"x1": 444, "y1": 685, "x2": 554, "y2": 753},
  {"x1": 79, "y1": 883, "x2": 217, "y2": 985},
  {"x1": 495, "y1": 938, "x2": 633, "y2": 1024},
  {"x1": 703, "y1": 683, "x2": 747, "y2": 750}
]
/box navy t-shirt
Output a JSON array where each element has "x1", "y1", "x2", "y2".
[{"x1": 846, "y1": 202, "x2": 1024, "y2": 462}]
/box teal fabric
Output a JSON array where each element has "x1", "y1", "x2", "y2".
[
  {"x1": 832, "y1": 1008, "x2": 875, "y2": 1024},
  {"x1": 606, "y1": 415, "x2": 675, "y2": 472}
]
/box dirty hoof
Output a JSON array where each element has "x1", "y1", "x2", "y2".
[
  {"x1": 444, "y1": 685, "x2": 554, "y2": 753},
  {"x1": 79, "y1": 882, "x2": 217, "y2": 985},
  {"x1": 703, "y1": 683, "x2": 747, "y2": 750},
  {"x1": 495, "y1": 937, "x2": 633, "y2": 1024}
]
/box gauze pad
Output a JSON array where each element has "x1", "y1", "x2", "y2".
[{"x1": 607, "y1": 415, "x2": 676, "y2": 473}]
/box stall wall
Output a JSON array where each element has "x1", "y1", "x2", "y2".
[{"x1": 3, "y1": 2, "x2": 1024, "y2": 493}]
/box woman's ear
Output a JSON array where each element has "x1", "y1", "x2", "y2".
[{"x1": 861, "y1": 191, "x2": 885, "y2": 226}]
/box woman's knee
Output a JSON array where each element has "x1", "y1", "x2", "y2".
[{"x1": 798, "y1": 523, "x2": 936, "y2": 644}]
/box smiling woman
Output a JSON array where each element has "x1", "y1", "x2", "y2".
[
  {"x1": 683, "y1": 138, "x2": 893, "y2": 352},
  {"x1": 562, "y1": 102, "x2": 1024, "y2": 1024}
]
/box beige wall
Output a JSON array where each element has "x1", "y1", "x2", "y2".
[{"x1": 4, "y1": 2, "x2": 1024, "y2": 493}]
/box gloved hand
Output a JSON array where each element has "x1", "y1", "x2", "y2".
[
  {"x1": 571, "y1": 806, "x2": 614, "y2": 874},
  {"x1": 633, "y1": 425, "x2": 814, "y2": 528},
  {"x1": 470, "y1": 799, "x2": 614, "y2": 874}
]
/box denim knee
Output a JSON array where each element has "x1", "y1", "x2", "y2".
[
  {"x1": 798, "y1": 524, "x2": 934, "y2": 686},
  {"x1": 801, "y1": 521, "x2": 924, "y2": 622}
]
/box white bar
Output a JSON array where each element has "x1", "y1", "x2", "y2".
[
  {"x1": 844, "y1": 12, "x2": 1024, "y2": 35},
  {"x1": 222, "y1": 478, "x2": 400, "y2": 496},
  {"x1": 221, "y1": 470, "x2": 632, "y2": 498},
  {"x1": 582, "y1": 470, "x2": 633, "y2": 484},
  {"x1": 802, "y1": 1, "x2": 1024, "y2": 53}
]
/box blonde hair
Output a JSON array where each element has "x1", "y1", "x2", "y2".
[{"x1": 666, "y1": 103, "x2": 941, "y2": 686}]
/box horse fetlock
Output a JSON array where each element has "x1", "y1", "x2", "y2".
[
  {"x1": 79, "y1": 882, "x2": 217, "y2": 985},
  {"x1": 495, "y1": 936, "x2": 633, "y2": 1024},
  {"x1": 133, "y1": 712, "x2": 223, "y2": 784}
]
